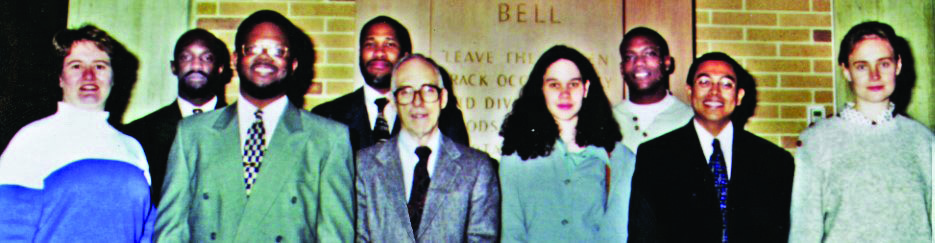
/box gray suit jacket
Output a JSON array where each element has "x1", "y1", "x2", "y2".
[
  {"x1": 355, "y1": 135, "x2": 499, "y2": 242},
  {"x1": 155, "y1": 103, "x2": 355, "y2": 242}
]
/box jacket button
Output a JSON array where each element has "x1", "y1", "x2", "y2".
[
  {"x1": 291, "y1": 196, "x2": 297, "y2": 204},
  {"x1": 203, "y1": 193, "x2": 209, "y2": 200},
  {"x1": 563, "y1": 179, "x2": 571, "y2": 185},
  {"x1": 210, "y1": 232, "x2": 216, "y2": 240},
  {"x1": 642, "y1": 132, "x2": 648, "y2": 137},
  {"x1": 275, "y1": 235, "x2": 283, "y2": 242},
  {"x1": 561, "y1": 219, "x2": 569, "y2": 225}
]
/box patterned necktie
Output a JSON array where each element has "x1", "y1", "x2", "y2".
[
  {"x1": 373, "y1": 98, "x2": 391, "y2": 142},
  {"x1": 193, "y1": 108, "x2": 203, "y2": 114},
  {"x1": 243, "y1": 110, "x2": 266, "y2": 196},
  {"x1": 710, "y1": 139, "x2": 729, "y2": 242},
  {"x1": 408, "y1": 146, "x2": 432, "y2": 235}
]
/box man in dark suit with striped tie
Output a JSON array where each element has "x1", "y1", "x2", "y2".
[
  {"x1": 312, "y1": 16, "x2": 469, "y2": 152},
  {"x1": 628, "y1": 52, "x2": 794, "y2": 242}
]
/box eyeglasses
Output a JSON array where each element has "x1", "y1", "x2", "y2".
[
  {"x1": 241, "y1": 44, "x2": 289, "y2": 58},
  {"x1": 394, "y1": 84, "x2": 442, "y2": 105}
]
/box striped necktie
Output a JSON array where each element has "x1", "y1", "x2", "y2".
[{"x1": 373, "y1": 98, "x2": 391, "y2": 142}]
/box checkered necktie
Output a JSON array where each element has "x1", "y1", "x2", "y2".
[
  {"x1": 243, "y1": 110, "x2": 266, "y2": 195},
  {"x1": 373, "y1": 98, "x2": 391, "y2": 142},
  {"x1": 710, "y1": 139, "x2": 729, "y2": 242}
]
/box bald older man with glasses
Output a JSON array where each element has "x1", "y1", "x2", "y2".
[{"x1": 354, "y1": 54, "x2": 499, "y2": 243}]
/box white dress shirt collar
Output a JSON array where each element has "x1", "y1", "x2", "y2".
[
  {"x1": 693, "y1": 119, "x2": 735, "y2": 179},
  {"x1": 397, "y1": 128, "x2": 442, "y2": 200},
  {"x1": 362, "y1": 84, "x2": 397, "y2": 131},
  {"x1": 236, "y1": 94, "x2": 289, "y2": 150},
  {"x1": 177, "y1": 96, "x2": 218, "y2": 117}
]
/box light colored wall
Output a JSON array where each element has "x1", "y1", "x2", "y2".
[{"x1": 834, "y1": 0, "x2": 935, "y2": 130}]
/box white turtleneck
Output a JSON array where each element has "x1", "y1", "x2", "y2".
[{"x1": 0, "y1": 102, "x2": 149, "y2": 189}]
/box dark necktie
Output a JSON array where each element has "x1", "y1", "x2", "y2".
[
  {"x1": 243, "y1": 110, "x2": 266, "y2": 196},
  {"x1": 373, "y1": 98, "x2": 391, "y2": 142},
  {"x1": 408, "y1": 146, "x2": 432, "y2": 235},
  {"x1": 710, "y1": 139, "x2": 729, "y2": 242},
  {"x1": 193, "y1": 108, "x2": 203, "y2": 114}
]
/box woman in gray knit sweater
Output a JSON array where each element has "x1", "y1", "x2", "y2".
[{"x1": 789, "y1": 21, "x2": 934, "y2": 242}]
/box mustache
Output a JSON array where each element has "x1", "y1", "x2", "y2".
[
  {"x1": 251, "y1": 62, "x2": 278, "y2": 71},
  {"x1": 366, "y1": 58, "x2": 391, "y2": 67},
  {"x1": 183, "y1": 70, "x2": 210, "y2": 79}
]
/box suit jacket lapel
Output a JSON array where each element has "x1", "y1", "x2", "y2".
[
  {"x1": 168, "y1": 101, "x2": 183, "y2": 121},
  {"x1": 239, "y1": 105, "x2": 303, "y2": 230},
  {"x1": 349, "y1": 89, "x2": 373, "y2": 148},
  {"x1": 374, "y1": 137, "x2": 416, "y2": 240},
  {"x1": 727, "y1": 129, "x2": 749, "y2": 185},
  {"x1": 417, "y1": 136, "x2": 462, "y2": 239},
  {"x1": 679, "y1": 123, "x2": 715, "y2": 182},
  {"x1": 206, "y1": 105, "x2": 248, "y2": 223}
]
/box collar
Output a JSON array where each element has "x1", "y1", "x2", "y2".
[
  {"x1": 398, "y1": 128, "x2": 442, "y2": 159},
  {"x1": 693, "y1": 119, "x2": 734, "y2": 148},
  {"x1": 362, "y1": 84, "x2": 396, "y2": 129},
  {"x1": 624, "y1": 92, "x2": 677, "y2": 112},
  {"x1": 56, "y1": 101, "x2": 110, "y2": 122},
  {"x1": 554, "y1": 139, "x2": 610, "y2": 168},
  {"x1": 840, "y1": 102, "x2": 895, "y2": 126},
  {"x1": 363, "y1": 83, "x2": 391, "y2": 105},
  {"x1": 693, "y1": 119, "x2": 734, "y2": 177},
  {"x1": 236, "y1": 94, "x2": 289, "y2": 143},
  {"x1": 177, "y1": 96, "x2": 218, "y2": 117}
]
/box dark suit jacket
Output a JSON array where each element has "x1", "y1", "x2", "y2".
[
  {"x1": 355, "y1": 135, "x2": 499, "y2": 242},
  {"x1": 312, "y1": 87, "x2": 470, "y2": 152},
  {"x1": 628, "y1": 122, "x2": 794, "y2": 243},
  {"x1": 121, "y1": 100, "x2": 226, "y2": 204}
]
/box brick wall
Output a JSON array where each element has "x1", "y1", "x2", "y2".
[
  {"x1": 191, "y1": 0, "x2": 834, "y2": 151},
  {"x1": 696, "y1": 0, "x2": 834, "y2": 151},
  {"x1": 191, "y1": 0, "x2": 357, "y2": 109}
]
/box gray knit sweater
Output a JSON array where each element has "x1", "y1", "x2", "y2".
[{"x1": 789, "y1": 114, "x2": 934, "y2": 242}]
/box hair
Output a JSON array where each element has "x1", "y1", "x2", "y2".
[
  {"x1": 838, "y1": 21, "x2": 899, "y2": 67},
  {"x1": 620, "y1": 26, "x2": 670, "y2": 58},
  {"x1": 234, "y1": 10, "x2": 315, "y2": 107},
  {"x1": 685, "y1": 52, "x2": 758, "y2": 127},
  {"x1": 359, "y1": 16, "x2": 412, "y2": 56},
  {"x1": 838, "y1": 21, "x2": 914, "y2": 115},
  {"x1": 390, "y1": 53, "x2": 446, "y2": 92},
  {"x1": 500, "y1": 45, "x2": 621, "y2": 160},
  {"x1": 53, "y1": 25, "x2": 118, "y2": 78},
  {"x1": 52, "y1": 24, "x2": 139, "y2": 125},
  {"x1": 173, "y1": 28, "x2": 232, "y2": 97}
]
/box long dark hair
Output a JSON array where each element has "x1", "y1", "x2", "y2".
[{"x1": 500, "y1": 45, "x2": 621, "y2": 160}]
